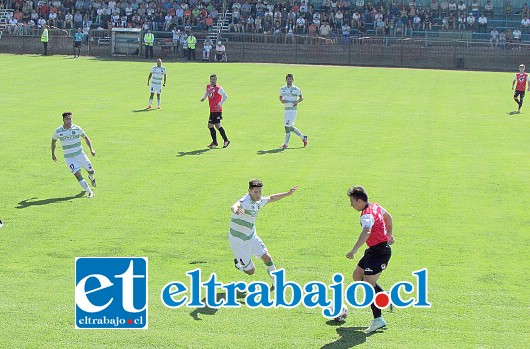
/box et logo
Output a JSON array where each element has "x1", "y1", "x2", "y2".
[{"x1": 75, "y1": 257, "x2": 148, "y2": 329}]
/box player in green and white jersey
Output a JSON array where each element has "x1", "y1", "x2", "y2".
[
  {"x1": 147, "y1": 59, "x2": 167, "y2": 109},
  {"x1": 51, "y1": 112, "x2": 96, "y2": 198},
  {"x1": 279, "y1": 73, "x2": 308, "y2": 149},
  {"x1": 229, "y1": 179, "x2": 299, "y2": 289}
]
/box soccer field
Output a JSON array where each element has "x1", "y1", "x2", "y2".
[{"x1": 0, "y1": 54, "x2": 528, "y2": 349}]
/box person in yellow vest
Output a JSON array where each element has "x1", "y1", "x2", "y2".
[
  {"x1": 144, "y1": 29, "x2": 154, "y2": 59},
  {"x1": 41, "y1": 25, "x2": 49, "y2": 55},
  {"x1": 187, "y1": 31, "x2": 197, "y2": 61}
]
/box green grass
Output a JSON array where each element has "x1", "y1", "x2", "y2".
[{"x1": 0, "y1": 54, "x2": 529, "y2": 348}]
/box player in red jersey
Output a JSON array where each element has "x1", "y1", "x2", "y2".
[
  {"x1": 200, "y1": 74, "x2": 230, "y2": 148},
  {"x1": 346, "y1": 186, "x2": 394, "y2": 333},
  {"x1": 512, "y1": 64, "x2": 530, "y2": 113}
]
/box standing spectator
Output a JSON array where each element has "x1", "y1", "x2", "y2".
[
  {"x1": 499, "y1": 30, "x2": 507, "y2": 49},
  {"x1": 74, "y1": 27, "x2": 83, "y2": 58},
  {"x1": 200, "y1": 74, "x2": 230, "y2": 148},
  {"x1": 521, "y1": 3, "x2": 529, "y2": 17},
  {"x1": 146, "y1": 59, "x2": 167, "y2": 110},
  {"x1": 186, "y1": 31, "x2": 197, "y2": 60},
  {"x1": 512, "y1": 64, "x2": 530, "y2": 113},
  {"x1": 341, "y1": 22, "x2": 351, "y2": 44},
  {"x1": 40, "y1": 24, "x2": 49, "y2": 55},
  {"x1": 144, "y1": 28, "x2": 154, "y2": 59},
  {"x1": 490, "y1": 27, "x2": 499, "y2": 47},
  {"x1": 279, "y1": 74, "x2": 308, "y2": 149}
]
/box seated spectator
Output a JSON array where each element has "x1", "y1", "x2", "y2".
[
  {"x1": 505, "y1": 1, "x2": 512, "y2": 15},
  {"x1": 471, "y1": 0, "x2": 480, "y2": 18},
  {"x1": 484, "y1": 1, "x2": 494, "y2": 17},
  {"x1": 423, "y1": 11, "x2": 432, "y2": 30},
  {"x1": 413, "y1": 14, "x2": 421, "y2": 30},
  {"x1": 448, "y1": 12, "x2": 456, "y2": 29},
  {"x1": 214, "y1": 40, "x2": 227, "y2": 62},
  {"x1": 448, "y1": 0, "x2": 457, "y2": 16},
  {"x1": 466, "y1": 12, "x2": 475, "y2": 31},
  {"x1": 431, "y1": 0, "x2": 439, "y2": 17},
  {"x1": 202, "y1": 38, "x2": 213, "y2": 60},
  {"x1": 458, "y1": 1, "x2": 467, "y2": 17},
  {"x1": 522, "y1": 14, "x2": 530, "y2": 32},
  {"x1": 341, "y1": 22, "x2": 351, "y2": 43},
  {"x1": 296, "y1": 15, "x2": 306, "y2": 33},
  {"x1": 499, "y1": 30, "x2": 506, "y2": 49},
  {"x1": 512, "y1": 27, "x2": 522, "y2": 47},
  {"x1": 458, "y1": 14, "x2": 466, "y2": 30},
  {"x1": 490, "y1": 27, "x2": 499, "y2": 47},
  {"x1": 477, "y1": 13, "x2": 487, "y2": 32},
  {"x1": 320, "y1": 21, "x2": 332, "y2": 36},
  {"x1": 522, "y1": 4, "x2": 530, "y2": 18},
  {"x1": 440, "y1": 0, "x2": 449, "y2": 17}
]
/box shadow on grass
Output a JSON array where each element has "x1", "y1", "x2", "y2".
[
  {"x1": 256, "y1": 148, "x2": 286, "y2": 155},
  {"x1": 321, "y1": 326, "x2": 379, "y2": 348},
  {"x1": 16, "y1": 191, "x2": 85, "y2": 209},
  {"x1": 177, "y1": 148, "x2": 211, "y2": 157},
  {"x1": 132, "y1": 108, "x2": 154, "y2": 113},
  {"x1": 189, "y1": 291, "x2": 247, "y2": 320},
  {"x1": 506, "y1": 111, "x2": 520, "y2": 115}
]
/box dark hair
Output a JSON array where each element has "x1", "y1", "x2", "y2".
[
  {"x1": 62, "y1": 111, "x2": 72, "y2": 118},
  {"x1": 347, "y1": 186, "x2": 368, "y2": 202},
  {"x1": 210, "y1": 74, "x2": 217, "y2": 79},
  {"x1": 286, "y1": 73, "x2": 294, "y2": 79},
  {"x1": 249, "y1": 179, "x2": 263, "y2": 189}
]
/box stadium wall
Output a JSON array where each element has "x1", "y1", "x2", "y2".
[{"x1": 1, "y1": 34, "x2": 527, "y2": 72}]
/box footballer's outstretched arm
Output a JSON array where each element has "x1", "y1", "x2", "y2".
[
  {"x1": 346, "y1": 226, "x2": 371, "y2": 259},
  {"x1": 268, "y1": 186, "x2": 299, "y2": 203},
  {"x1": 383, "y1": 211, "x2": 394, "y2": 244},
  {"x1": 231, "y1": 201, "x2": 244, "y2": 215}
]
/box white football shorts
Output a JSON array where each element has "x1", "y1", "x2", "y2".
[
  {"x1": 150, "y1": 84, "x2": 162, "y2": 94},
  {"x1": 284, "y1": 109, "x2": 297, "y2": 127},
  {"x1": 228, "y1": 233, "x2": 268, "y2": 271},
  {"x1": 65, "y1": 153, "x2": 93, "y2": 174}
]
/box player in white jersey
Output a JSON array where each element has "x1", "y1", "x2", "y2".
[
  {"x1": 279, "y1": 73, "x2": 308, "y2": 149},
  {"x1": 51, "y1": 112, "x2": 96, "y2": 198},
  {"x1": 147, "y1": 58, "x2": 167, "y2": 109},
  {"x1": 229, "y1": 179, "x2": 299, "y2": 289}
]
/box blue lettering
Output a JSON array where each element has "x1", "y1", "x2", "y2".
[
  {"x1": 246, "y1": 282, "x2": 273, "y2": 308},
  {"x1": 202, "y1": 273, "x2": 225, "y2": 308},
  {"x1": 160, "y1": 282, "x2": 188, "y2": 308},
  {"x1": 303, "y1": 281, "x2": 330, "y2": 308},
  {"x1": 272, "y1": 269, "x2": 302, "y2": 308},
  {"x1": 345, "y1": 281, "x2": 374, "y2": 308},
  {"x1": 413, "y1": 268, "x2": 431, "y2": 307},
  {"x1": 389, "y1": 282, "x2": 414, "y2": 308},
  {"x1": 223, "y1": 282, "x2": 246, "y2": 307},
  {"x1": 186, "y1": 269, "x2": 205, "y2": 307}
]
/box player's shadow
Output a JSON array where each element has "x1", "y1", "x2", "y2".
[
  {"x1": 321, "y1": 326, "x2": 378, "y2": 348},
  {"x1": 189, "y1": 291, "x2": 247, "y2": 320},
  {"x1": 506, "y1": 111, "x2": 520, "y2": 115},
  {"x1": 131, "y1": 108, "x2": 154, "y2": 113},
  {"x1": 256, "y1": 148, "x2": 286, "y2": 155},
  {"x1": 16, "y1": 191, "x2": 85, "y2": 209},
  {"x1": 177, "y1": 149, "x2": 211, "y2": 157}
]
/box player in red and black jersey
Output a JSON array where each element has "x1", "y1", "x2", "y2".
[
  {"x1": 346, "y1": 186, "x2": 395, "y2": 333},
  {"x1": 512, "y1": 64, "x2": 530, "y2": 113},
  {"x1": 200, "y1": 74, "x2": 230, "y2": 148}
]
